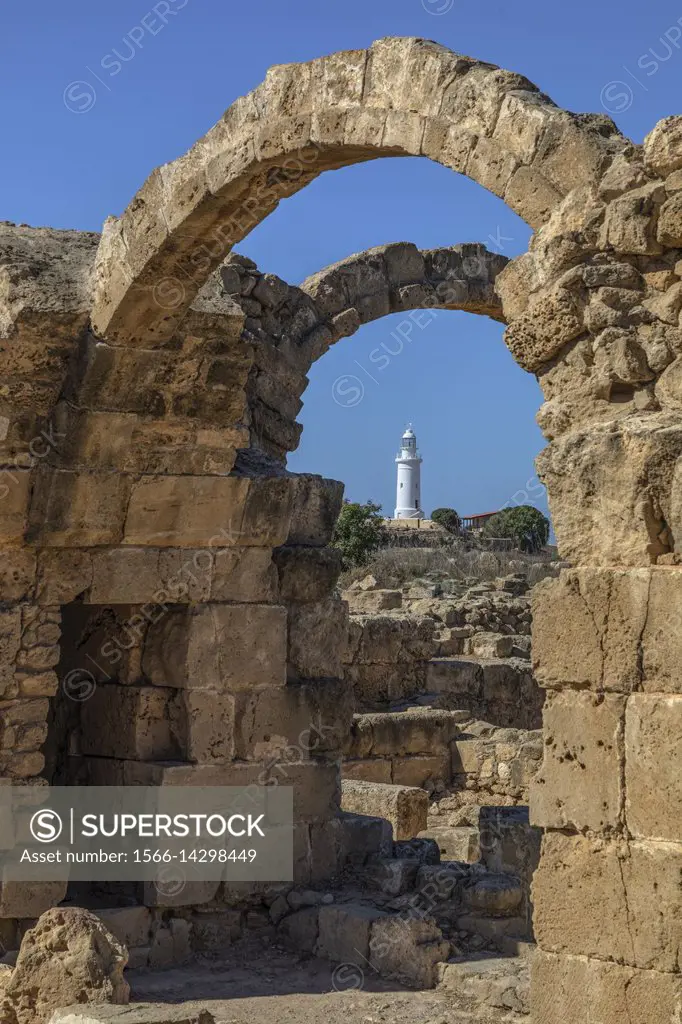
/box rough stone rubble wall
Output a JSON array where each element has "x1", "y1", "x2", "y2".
[
  {"x1": 341, "y1": 609, "x2": 542, "y2": 801},
  {"x1": 0, "y1": 224, "x2": 356, "y2": 930},
  {"x1": 0, "y1": 35, "x2": 681, "y2": 1020},
  {"x1": 499, "y1": 119, "x2": 682, "y2": 1023}
]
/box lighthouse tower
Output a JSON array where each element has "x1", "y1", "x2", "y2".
[{"x1": 394, "y1": 424, "x2": 424, "y2": 520}]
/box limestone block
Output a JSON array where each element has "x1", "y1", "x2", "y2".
[
  {"x1": 123, "y1": 475, "x2": 293, "y2": 547},
  {"x1": 0, "y1": 607, "x2": 22, "y2": 696},
  {"x1": 364, "y1": 708, "x2": 464, "y2": 758},
  {"x1": 209, "y1": 547, "x2": 277, "y2": 603},
  {"x1": 94, "y1": 908, "x2": 152, "y2": 950},
  {"x1": 344, "y1": 589, "x2": 402, "y2": 613},
  {"x1": 276, "y1": 762, "x2": 340, "y2": 824},
  {"x1": 0, "y1": 223, "x2": 96, "y2": 344},
  {"x1": 643, "y1": 115, "x2": 682, "y2": 177},
  {"x1": 655, "y1": 354, "x2": 682, "y2": 413},
  {"x1": 625, "y1": 694, "x2": 682, "y2": 842},
  {"x1": 369, "y1": 914, "x2": 449, "y2": 988},
  {"x1": 187, "y1": 908, "x2": 242, "y2": 952},
  {"x1": 466, "y1": 135, "x2": 519, "y2": 196},
  {"x1": 316, "y1": 903, "x2": 386, "y2": 967},
  {"x1": 599, "y1": 182, "x2": 665, "y2": 255},
  {"x1": 392, "y1": 754, "x2": 450, "y2": 788},
  {"x1": 2, "y1": 908, "x2": 129, "y2": 1024},
  {"x1": 479, "y1": 806, "x2": 541, "y2": 882},
  {"x1": 365, "y1": 858, "x2": 419, "y2": 895},
  {"x1": 141, "y1": 880, "x2": 220, "y2": 909},
  {"x1": 641, "y1": 569, "x2": 682, "y2": 693},
  {"x1": 534, "y1": 112, "x2": 621, "y2": 196},
  {"x1": 142, "y1": 604, "x2": 287, "y2": 691},
  {"x1": 80, "y1": 684, "x2": 180, "y2": 761},
  {"x1": 287, "y1": 596, "x2": 347, "y2": 680},
  {"x1": 278, "y1": 907, "x2": 319, "y2": 952},
  {"x1": 469, "y1": 632, "x2": 514, "y2": 658},
  {"x1": 234, "y1": 679, "x2": 352, "y2": 760},
  {"x1": 461, "y1": 874, "x2": 523, "y2": 917},
  {"x1": 415, "y1": 862, "x2": 468, "y2": 903},
  {"x1": 0, "y1": 468, "x2": 31, "y2": 542},
  {"x1": 28, "y1": 469, "x2": 130, "y2": 546},
  {"x1": 493, "y1": 89, "x2": 556, "y2": 163},
  {"x1": 438, "y1": 955, "x2": 530, "y2": 1014},
  {"x1": 0, "y1": 698, "x2": 50, "y2": 752},
  {"x1": 98, "y1": 545, "x2": 272, "y2": 607},
  {"x1": 531, "y1": 569, "x2": 647, "y2": 691},
  {"x1": 331, "y1": 811, "x2": 393, "y2": 867},
  {"x1": 86, "y1": 760, "x2": 266, "y2": 788},
  {"x1": 419, "y1": 825, "x2": 480, "y2": 864},
  {"x1": 531, "y1": 690, "x2": 625, "y2": 831},
  {"x1": 177, "y1": 688, "x2": 235, "y2": 763},
  {"x1": 272, "y1": 545, "x2": 340, "y2": 603},
  {"x1": 349, "y1": 615, "x2": 405, "y2": 664},
  {"x1": 341, "y1": 779, "x2": 428, "y2": 841},
  {"x1": 0, "y1": 877, "x2": 67, "y2": 919},
  {"x1": 481, "y1": 660, "x2": 540, "y2": 720},
  {"x1": 504, "y1": 287, "x2": 584, "y2": 372},
  {"x1": 0, "y1": 750, "x2": 45, "y2": 778},
  {"x1": 531, "y1": 949, "x2": 682, "y2": 1024},
  {"x1": 533, "y1": 832, "x2": 682, "y2": 972},
  {"x1": 429, "y1": 655, "x2": 484, "y2": 696},
  {"x1": 657, "y1": 192, "x2": 682, "y2": 246},
  {"x1": 382, "y1": 241, "x2": 426, "y2": 286},
  {"x1": 286, "y1": 475, "x2": 344, "y2": 546},
  {"x1": 17, "y1": 672, "x2": 58, "y2": 697},
  {"x1": 391, "y1": 753, "x2": 448, "y2": 790},
  {"x1": 584, "y1": 262, "x2": 644, "y2": 290},
  {"x1": 0, "y1": 551, "x2": 36, "y2": 602},
  {"x1": 342, "y1": 758, "x2": 392, "y2": 784},
  {"x1": 89, "y1": 548, "x2": 179, "y2": 605},
  {"x1": 35, "y1": 549, "x2": 93, "y2": 605},
  {"x1": 534, "y1": 567, "x2": 682, "y2": 694},
  {"x1": 345, "y1": 662, "x2": 425, "y2": 704},
  {"x1": 145, "y1": 921, "x2": 192, "y2": 969}
]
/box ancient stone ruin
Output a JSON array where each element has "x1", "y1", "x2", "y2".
[{"x1": 1, "y1": 34, "x2": 682, "y2": 1024}]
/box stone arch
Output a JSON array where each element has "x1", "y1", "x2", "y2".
[
  {"x1": 216, "y1": 241, "x2": 510, "y2": 462},
  {"x1": 91, "y1": 36, "x2": 630, "y2": 346},
  {"x1": 2, "y1": 41, "x2": 682, "y2": 1022}
]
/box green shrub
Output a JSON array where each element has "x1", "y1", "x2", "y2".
[
  {"x1": 481, "y1": 505, "x2": 550, "y2": 553},
  {"x1": 331, "y1": 500, "x2": 386, "y2": 569},
  {"x1": 431, "y1": 507, "x2": 461, "y2": 533}
]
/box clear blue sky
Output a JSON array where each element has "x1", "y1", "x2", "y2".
[{"x1": 2, "y1": 0, "x2": 680, "y2": 519}]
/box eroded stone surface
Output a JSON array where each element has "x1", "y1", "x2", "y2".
[
  {"x1": 1, "y1": 907, "x2": 129, "y2": 1024},
  {"x1": 1, "y1": 35, "x2": 682, "y2": 1024}
]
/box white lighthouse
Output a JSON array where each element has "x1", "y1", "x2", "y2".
[{"x1": 394, "y1": 424, "x2": 424, "y2": 520}]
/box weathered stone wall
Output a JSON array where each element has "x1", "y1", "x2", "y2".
[
  {"x1": 220, "y1": 242, "x2": 508, "y2": 461},
  {"x1": 528, "y1": 565, "x2": 682, "y2": 1019},
  {"x1": 1, "y1": 37, "x2": 682, "y2": 1018},
  {"x1": 450, "y1": 724, "x2": 543, "y2": 811},
  {"x1": 343, "y1": 614, "x2": 438, "y2": 705}
]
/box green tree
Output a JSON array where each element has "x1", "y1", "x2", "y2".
[
  {"x1": 332, "y1": 500, "x2": 386, "y2": 569},
  {"x1": 431, "y1": 507, "x2": 461, "y2": 534},
  {"x1": 481, "y1": 505, "x2": 550, "y2": 553}
]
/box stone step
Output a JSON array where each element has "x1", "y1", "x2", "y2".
[
  {"x1": 437, "y1": 954, "x2": 530, "y2": 1018},
  {"x1": 341, "y1": 779, "x2": 428, "y2": 841},
  {"x1": 297, "y1": 901, "x2": 451, "y2": 989},
  {"x1": 419, "y1": 825, "x2": 481, "y2": 863},
  {"x1": 462, "y1": 873, "x2": 525, "y2": 918},
  {"x1": 347, "y1": 707, "x2": 469, "y2": 758}
]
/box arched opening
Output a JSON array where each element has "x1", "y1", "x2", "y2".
[{"x1": 2, "y1": 36, "x2": 680, "y2": 1024}]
